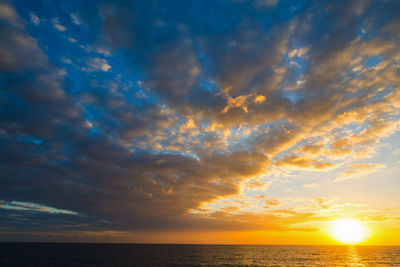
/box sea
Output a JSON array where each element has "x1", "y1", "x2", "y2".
[{"x1": 0, "y1": 243, "x2": 399, "y2": 266}]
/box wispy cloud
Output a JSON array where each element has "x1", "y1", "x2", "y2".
[
  {"x1": 30, "y1": 12, "x2": 39, "y2": 25},
  {"x1": 335, "y1": 163, "x2": 386, "y2": 182},
  {"x1": 82, "y1": 57, "x2": 111, "y2": 72},
  {"x1": 0, "y1": 201, "x2": 78, "y2": 215}
]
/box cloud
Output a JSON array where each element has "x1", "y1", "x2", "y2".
[
  {"x1": 83, "y1": 57, "x2": 111, "y2": 72},
  {"x1": 0, "y1": 1, "x2": 21, "y2": 27},
  {"x1": 276, "y1": 155, "x2": 333, "y2": 170},
  {"x1": 0, "y1": 3, "x2": 45, "y2": 72},
  {"x1": 244, "y1": 179, "x2": 271, "y2": 190},
  {"x1": 255, "y1": 0, "x2": 279, "y2": 8},
  {"x1": 288, "y1": 47, "x2": 308, "y2": 58},
  {"x1": 68, "y1": 37, "x2": 77, "y2": 43},
  {"x1": 29, "y1": 12, "x2": 39, "y2": 25},
  {"x1": 0, "y1": 0, "x2": 399, "y2": 241},
  {"x1": 52, "y1": 17, "x2": 66, "y2": 31},
  {"x1": 335, "y1": 163, "x2": 386, "y2": 182},
  {"x1": 264, "y1": 198, "x2": 281, "y2": 207},
  {"x1": 0, "y1": 201, "x2": 78, "y2": 215},
  {"x1": 296, "y1": 144, "x2": 323, "y2": 155},
  {"x1": 70, "y1": 13, "x2": 84, "y2": 26}
]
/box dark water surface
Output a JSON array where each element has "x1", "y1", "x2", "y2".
[{"x1": 0, "y1": 243, "x2": 399, "y2": 266}]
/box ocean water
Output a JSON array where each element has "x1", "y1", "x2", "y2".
[{"x1": 0, "y1": 243, "x2": 399, "y2": 266}]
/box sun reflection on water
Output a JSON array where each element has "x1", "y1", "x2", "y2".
[{"x1": 347, "y1": 246, "x2": 365, "y2": 267}]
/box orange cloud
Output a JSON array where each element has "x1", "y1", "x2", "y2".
[
  {"x1": 276, "y1": 155, "x2": 333, "y2": 170},
  {"x1": 335, "y1": 163, "x2": 386, "y2": 182}
]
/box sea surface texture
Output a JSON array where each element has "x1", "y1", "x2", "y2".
[{"x1": 0, "y1": 243, "x2": 399, "y2": 266}]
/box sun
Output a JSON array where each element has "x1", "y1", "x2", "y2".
[{"x1": 330, "y1": 219, "x2": 368, "y2": 245}]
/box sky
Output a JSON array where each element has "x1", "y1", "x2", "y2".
[{"x1": 0, "y1": 0, "x2": 399, "y2": 245}]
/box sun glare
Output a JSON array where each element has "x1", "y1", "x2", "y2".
[{"x1": 330, "y1": 219, "x2": 368, "y2": 245}]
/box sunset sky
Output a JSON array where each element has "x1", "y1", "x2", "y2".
[{"x1": 0, "y1": 0, "x2": 399, "y2": 245}]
